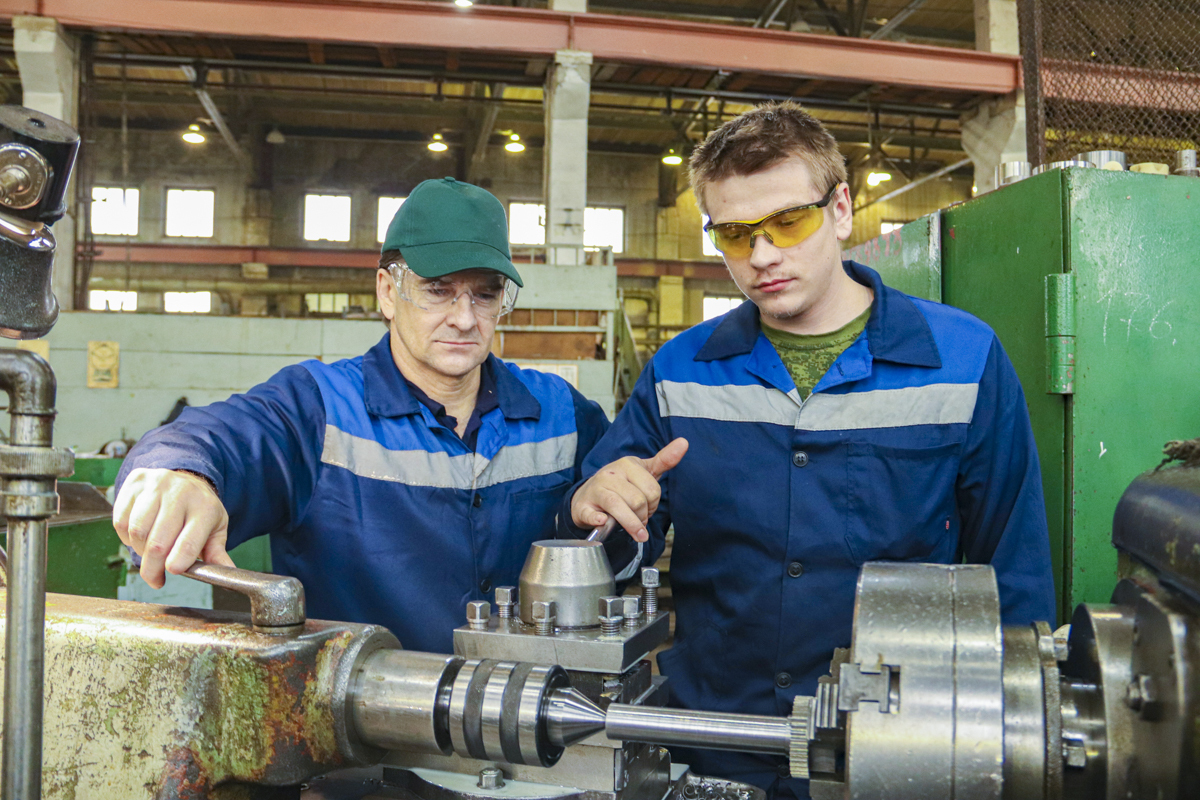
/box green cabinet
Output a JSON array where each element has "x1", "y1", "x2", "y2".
[{"x1": 850, "y1": 168, "x2": 1200, "y2": 621}]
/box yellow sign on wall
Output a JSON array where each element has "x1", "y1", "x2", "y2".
[{"x1": 87, "y1": 341, "x2": 120, "y2": 388}]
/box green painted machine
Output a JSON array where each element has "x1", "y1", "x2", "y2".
[{"x1": 848, "y1": 167, "x2": 1200, "y2": 621}]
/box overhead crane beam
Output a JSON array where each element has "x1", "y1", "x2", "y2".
[{"x1": 0, "y1": 0, "x2": 1020, "y2": 96}]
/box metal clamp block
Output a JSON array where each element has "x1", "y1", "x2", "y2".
[{"x1": 837, "y1": 663, "x2": 897, "y2": 713}]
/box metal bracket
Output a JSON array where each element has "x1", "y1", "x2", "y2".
[
  {"x1": 837, "y1": 663, "x2": 898, "y2": 713},
  {"x1": 1044, "y1": 273, "x2": 1076, "y2": 394},
  {"x1": 183, "y1": 561, "x2": 306, "y2": 634}
]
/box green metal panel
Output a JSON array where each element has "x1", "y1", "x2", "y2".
[
  {"x1": 61, "y1": 457, "x2": 125, "y2": 487},
  {"x1": 229, "y1": 535, "x2": 273, "y2": 573},
  {"x1": 45, "y1": 519, "x2": 126, "y2": 598},
  {"x1": 1064, "y1": 168, "x2": 1200, "y2": 607},
  {"x1": 941, "y1": 171, "x2": 1070, "y2": 622},
  {"x1": 844, "y1": 212, "x2": 942, "y2": 302}
]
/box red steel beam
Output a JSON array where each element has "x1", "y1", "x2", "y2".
[
  {"x1": 89, "y1": 242, "x2": 736, "y2": 280},
  {"x1": 0, "y1": 0, "x2": 1020, "y2": 95}
]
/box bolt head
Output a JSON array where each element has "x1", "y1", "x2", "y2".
[
  {"x1": 599, "y1": 596, "x2": 624, "y2": 618},
  {"x1": 495, "y1": 586, "x2": 517, "y2": 606},
  {"x1": 532, "y1": 600, "x2": 556, "y2": 623},
  {"x1": 467, "y1": 601, "x2": 491, "y2": 624},
  {"x1": 622, "y1": 595, "x2": 641, "y2": 619},
  {"x1": 642, "y1": 567, "x2": 660, "y2": 588}
]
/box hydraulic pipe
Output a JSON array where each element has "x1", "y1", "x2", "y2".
[
  {"x1": 604, "y1": 704, "x2": 793, "y2": 756},
  {"x1": 0, "y1": 348, "x2": 61, "y2": 800}
]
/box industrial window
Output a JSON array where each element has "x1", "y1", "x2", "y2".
[
  {"x1": 91, "y1": 187, "x2": 139, "y2": 236},
  {"x1": 880, "y1": 221, "x2": 905, "y2": 235},
  {"x1": 377, "y1": 196, "x2": 406, "y2": 243},
  {"x1": 507, "y1": 203, "x2": 625, "y2": 253},
  {"x1": 164, "y1": 291, "x2": 212, "y2": 314},
  {"x1": 304, "y1": 193, "x2": 352, "y2": 243},
  {"x1": 88, "y1": 290, "x2": 137, "y2": 312},
  {"x1": 305, "y1": 293, "x2": 351, "y2": 314},
  {"x1": 703, "y1": 296, "x2": 742, "y2": 321},
  {"x1": 165, "y1": 188, "x2": 216, "y2": 238}
]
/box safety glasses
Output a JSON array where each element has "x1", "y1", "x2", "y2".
[
  {"x1": 704, "y1": 184, "x2": 839, "y2": 258},
  {"x1": 387, "y1": 264, "x2": 519, "y2": 320}
]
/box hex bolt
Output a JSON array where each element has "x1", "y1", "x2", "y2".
[
  {"x1": 1125, "y1": 674, "x2": 1162, "y2": 720},
  {"x1": 642, "y1": 567, "x2": 660, "y2": 616},
  {"x1": 533, "y1": 600, "x2": 557, "y2": 636},
  {"x1": 495, "y1": 586, "x2": 517, "y2": 619},
  {"x1": 622, "y1": 595, "x2": 642, "y2": 628},
  {"x1": 477, "y1": 766, "x2": 505, "y2": 790},
  {"x1": 599, "y1": 596, "x2": 625, "y2": 636},
  {"x1": 1061, "y1": 736, "x2": 1087, "y2": 769},
  {"x1": 467, "y1": 601, "x2": 491, "y2": 630}
]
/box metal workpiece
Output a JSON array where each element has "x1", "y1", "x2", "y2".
[
  {"x1": 454, "y1": 604, "x2": 670, "y2": 673},
  {"x1": 184, "y1": 561, "x2": 305, "y2": 632},
  {"x1": 519, "y1": 540, "x2": 616, "y2": 629},
  {"x1": 1075, "y1": 150, "x2": 1128, "y2": 170},
  {"x1": 604, "y1": 704, "x2": 793, "y2": 757},
  {"x1": 996, "y1": 161, "x2": 1032, "y2": 186},
  {"x1": 350, "y1": 649, "x2": 466, "y2": 757},
  {"x1": 1174, "y1": 149, "x2": 1199, "y2": 177},
  {"x1": 3, "y1": 589, "x2": 400, "y2": 798},
  {"x1": 640, "y1": 567, "x2": 659, "y2": 616},
  {"x1": 843, "y1": 563, "x2": 1004, "y2": 800},
  {"x1": 1000, "y1": 625, "x2": 1050, "y2": 800}
]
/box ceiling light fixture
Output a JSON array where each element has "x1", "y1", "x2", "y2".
[
  {"x1": 866, "y1": 171, "x2": 892, "y2": 187},
  {"x1": 182, "y1": 123, "x2": 206, "y2": 145},
  {"x1": 265, "y1": 126, "x2": 286, "y2": 145},
  {"x1": 662, "y1": 148, "x2": 683, "y2": 166},
  {"x1": 428, "y1": 133, "x2": 448, "y2": 153},
  {"x1": 454, "y1": 0, "x2": 473, "y2": 7},
  {"x1": 504, "y1": 133, "x2": 525, "y2": 153}
]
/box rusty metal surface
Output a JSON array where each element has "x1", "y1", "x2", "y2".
[{"x1": 0, "y1": 590, "x2": 399, "y2": 799}]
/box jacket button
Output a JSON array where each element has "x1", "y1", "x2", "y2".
[
  {"x1": 479, "y1": 579, "x2": 491, "y2": 593},
  {"x1": 776, "y1": 763, "x2": 790, "y2": 778},
  {"x1": 787, "y1": 561, "x2": 804, "y2": 578},
  {"x1": 775, "y1": 672, "x2": 792, "y2": 688},
  {"x1": 791, "y1": 451, "x2": 809, "y2": 467},
  {"x1": 473, "y1": 493, "x2": 482, "y2": 508}
]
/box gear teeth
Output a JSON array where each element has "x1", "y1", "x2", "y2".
[{"x1": 788, "y1": 696, "x2": 814, "y2": 779}]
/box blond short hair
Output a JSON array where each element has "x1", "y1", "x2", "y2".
[{"x1": 688, "y1": 101, "x2": 847, "y2": 215}]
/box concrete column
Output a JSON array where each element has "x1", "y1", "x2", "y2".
[
  {"x1": 543, "y1": 49, "x2": 592, "y2": 265},
  {"x1": 14, "y1": 16, "x2": 79, "y2": 310},
  {"x1": 962, "y1": 0, "x2": 1025, "y2": 194}
]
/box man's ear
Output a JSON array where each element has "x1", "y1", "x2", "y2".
[
  {"x1": 832, "y1": 182, "x2": 854, "y2": 242},
  {"x1": 377, "y1": 268, "x2": 396, "y2": 322}
]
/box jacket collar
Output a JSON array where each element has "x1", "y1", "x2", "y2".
[
  {"x1": 363, "y1": 334, "x2": 542, "y2": 420},
  {"x1": 694, "y1": 260, "x2": 941, "y2": 369}
]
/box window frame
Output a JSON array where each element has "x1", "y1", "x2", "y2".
[{"x1": 163, "y1": 186, "x2": 218, "y2": 239}]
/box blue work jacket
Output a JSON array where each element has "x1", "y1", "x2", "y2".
[
  {"x1": 559, "y1": 261, "x2": 1055, "y2": 796},
  {"x1": 118, "y1": 334, "x2": 609, "y2": 653}
]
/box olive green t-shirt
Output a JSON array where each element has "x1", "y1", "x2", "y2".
[{"x1": 762, "y1": 307, "x2": 871, "y2": 399}]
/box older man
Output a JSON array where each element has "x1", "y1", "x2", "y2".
[{"x1": 114, "y1": 177, "x2": 609, "y2": 653}]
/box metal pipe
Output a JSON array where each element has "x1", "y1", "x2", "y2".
[
  {"x1": 853, "y1": 156, "x2": 973, "y2": 212},
  {"x1": 0, "y1": 348, "x2": 61, "y2": 800},
  {"x1": 605, "y1": 704, "x2": 793, "y2": 756}
]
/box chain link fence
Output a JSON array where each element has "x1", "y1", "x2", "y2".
[{"x1": 1019, "y1": 0, "x2": 1200, "y2": 166}]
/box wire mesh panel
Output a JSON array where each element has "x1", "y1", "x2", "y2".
[{"x1": 1019, "y1": 0, "x2": 1200, "y2": 165}]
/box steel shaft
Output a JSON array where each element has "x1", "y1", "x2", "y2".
[{"x1": 604, "y1": 704, "x2": 793, "y2": 756}]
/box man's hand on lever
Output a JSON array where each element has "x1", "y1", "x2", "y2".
[
  {"x1": 571, "y1": 438, "x2": 689, "y2": 543},
  {"x1": 112, "y1": 468, "x2": 235, "y2": 589}
]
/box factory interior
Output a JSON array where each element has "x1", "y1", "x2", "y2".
[{"x1": 1, "y1": 0, "x2": 1199, "y2": 798}]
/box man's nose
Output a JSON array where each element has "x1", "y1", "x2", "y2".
[
  {"x1": 748, "y1": 230, "x2": 781, "y2": 268},
  {"x1": 445, "y1": 292, "x2": 479, "y2": 327}
]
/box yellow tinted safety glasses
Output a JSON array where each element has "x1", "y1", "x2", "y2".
[{"x1": 704, "y1": 184, "x2": 839, "y2": 258}]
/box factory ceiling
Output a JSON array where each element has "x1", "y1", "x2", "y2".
[{"x1": 0, "y1": 0, "x2": 1000, "y2": 174}]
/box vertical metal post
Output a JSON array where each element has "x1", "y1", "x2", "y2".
[{"x1": 0, "y1": 349, "x2": 73, "y2": 800}]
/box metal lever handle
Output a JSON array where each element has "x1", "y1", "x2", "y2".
[
  {"x1": 586, "y1": 518, "x2": 617, "y2": 543},
  {"x1": 183, "y1": 561, "x2": 306, "y2": 633}
]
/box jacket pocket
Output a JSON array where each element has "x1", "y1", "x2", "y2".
[{"x1": 844, "y1": 440, "x2": 962, "y2": 564}]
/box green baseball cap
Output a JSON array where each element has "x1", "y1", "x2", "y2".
[{"x1": 381, "y1": 177, "x2": 523, "y2": 287}]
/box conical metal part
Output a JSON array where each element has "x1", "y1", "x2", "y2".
[{"x1": 545, "y1": 688, "x2": 606, "y2": 747}]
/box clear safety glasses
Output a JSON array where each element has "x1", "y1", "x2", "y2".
[
  {"x1": 704, "y1": 183, "x2": 839, "y2": 258},
  {"x1": 388, "y1": 264, "x2": 519, "y2": 321}
]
